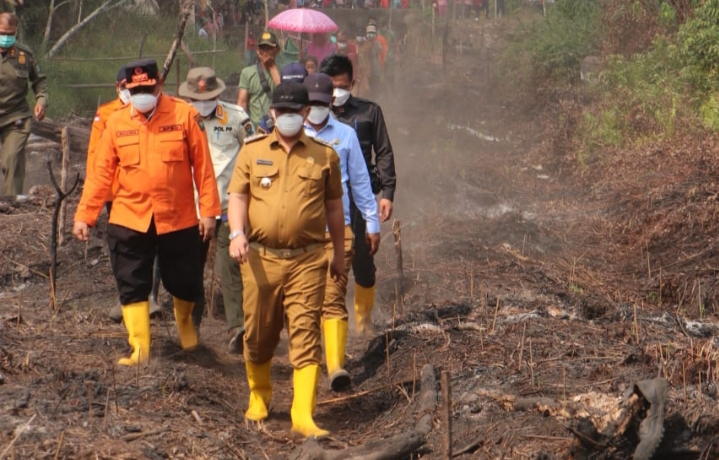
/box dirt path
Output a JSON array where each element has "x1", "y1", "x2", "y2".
[{"x1": 2, "y1": 16, "x2": 719, "y2": 460}]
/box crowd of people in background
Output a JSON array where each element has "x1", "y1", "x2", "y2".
[{"x1": 240, "y1": 19, "x2": 399, "y2": 101}]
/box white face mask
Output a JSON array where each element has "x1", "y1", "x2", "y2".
[
  {"x1": 307, "y1": 106, "x2": 330, "y2": 125},
  {"x1": 130, "y1": 92, "x2": 159, "y2": 113},
  {"x1": 119, "y1": 89, "x2": 131, "y2": 105},
  {"x1": 191, "y1": 100, "x2": 217, "y2": 118},
  {"x1": 274, "y1": 113, "x2": 305, "y2": 137},
  {"x1": 333, "y1": 88, "x2": 351, "y2": 107}
]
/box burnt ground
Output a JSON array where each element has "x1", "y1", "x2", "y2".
[{"x1": 3, "y1": 14, "x2": 719, "y2": 460}]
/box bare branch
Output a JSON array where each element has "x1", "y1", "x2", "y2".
[{"x1": 46, "y1": 0, "x2": 131, "y2": 59}]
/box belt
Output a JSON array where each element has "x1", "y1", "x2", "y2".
[{"x1": 249, "y1": 242, "x2": 323, "y2": 259}]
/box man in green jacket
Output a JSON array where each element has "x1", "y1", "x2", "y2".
[{"x1": 0, "y1": 12, "x2": 48, "y2": 196}]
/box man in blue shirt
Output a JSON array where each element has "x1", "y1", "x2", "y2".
[{"x1": 303, "y1": 73, "x2": 380, "y2": 391}]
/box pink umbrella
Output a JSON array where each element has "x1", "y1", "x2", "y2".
[{"x1": 268, "y1": 8, "x2": 339, "y2": 33}]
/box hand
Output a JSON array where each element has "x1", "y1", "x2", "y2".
[
  {"x1": 379, "y1": 198, "x2": 393, "y2": 222},
  {"x1": 34, "y1": 104, "x2": 45, "y2": 121},
  {"x1": 199, "y1": 217, "x2": 216, "y2": 242},
  {"x1": 366, "y1": 232, "x2": 380, "y2": 255},
  {"x1": 229, "y1": 234, "x2": 250, "y2": 264},
  {"x1": 72, "y1": 221, "x2": 90, "y2": 241},
  {"x1": 329, "y1": 253, "x2": 345, "y2": 281},
  {"x1": 258, "y1": 50, "x2": 275, "y2": 67}
]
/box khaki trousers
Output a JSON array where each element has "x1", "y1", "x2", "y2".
[
  {"x1": 0, "y1": 118, "x2": 31, "y2": 196},
  {"x1": 321, "y1": 225, "x2": 355, "y2": 321},
  {"x1": 242, "y1": 245, "x2": 327, "y2": 368}
]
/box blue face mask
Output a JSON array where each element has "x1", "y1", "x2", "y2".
[{"x1": 0, "y1": 35, "x2": 16, "y2": 49}]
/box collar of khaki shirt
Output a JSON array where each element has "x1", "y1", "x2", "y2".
[{"x1": 267, "y1": 129, "x2": 310, "y2": 153}]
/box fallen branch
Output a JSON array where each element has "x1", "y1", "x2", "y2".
[
  {"x1": 121, "y1": 428, "x2": 169, "y2": 442},
  {"x1": 290, "y1": 365, "x2": 438, "y2": 460}
]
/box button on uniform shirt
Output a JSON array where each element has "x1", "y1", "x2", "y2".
[
  {"x1": 75, "y1": 95, "x2": 221, "y2": 234},
  {"x1": 239, "y1": 64, "x2": 275, "y2": 127},
  {"x1": 0, "y1": 43, "x2": 48, "y2": 128},
  {"x1": 304, "y1": 115, "x2": 379, "y2": 233},
  {"x1": 227, "y1": 131, "x2": 343, "y2": 249},
  {"x1": 202, "y1": 101, "x2": 254, "y2": 212},
  {"x1": 87, "y1": 97, "x2": 126, "y2": 202}
]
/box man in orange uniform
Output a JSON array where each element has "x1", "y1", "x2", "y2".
[
  {"x1": 73, "y1": 59, "x2": 221, "y2": 366},
  {"x1": 87, "y1": 66, "x2": 164, "y2": 323}
]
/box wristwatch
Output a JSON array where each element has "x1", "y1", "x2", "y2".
[{"x1": 229, "y1": 229, "x2": 244, "y2": 241}]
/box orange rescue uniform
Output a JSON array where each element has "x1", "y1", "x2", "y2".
[
  {"x1": 75, "y1": 95, "x2": 221, "y2": 232},
  {"x1": 86, "y1": 97, "x2": 125, "y2": 202}
]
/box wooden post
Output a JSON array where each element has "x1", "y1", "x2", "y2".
[
  {"x1": 431, "y1": 4, "x2": 435, "y2": 45},
  {"x1": 212, "y1": 11, "x2": 217, "y2": 70},
  {"x1": 243, "y1": 19, "x2": 249, "y2": 63},
  {"x1": 58, "y1": 127, "x2": 70, "y2": 246},
  {"x1": 392, "y1": 219, "x2": 404, "y2": 310},
  {"x1": 176, "y1": 57, "x2": 181, "y2": 96},
  {"x1": 441, "y1": 370, "x2": 453, "y2": 459},
  {"x1": 264, "y1": 0, "x2": 269, "y2": 30}
]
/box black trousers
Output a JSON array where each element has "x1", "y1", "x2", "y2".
[
  {"x1": 350, "y1": 199, "x2": 377, "y2": 288},
  {"x1": 107, "y1": 219, "x2": 204, "y2": 305}
]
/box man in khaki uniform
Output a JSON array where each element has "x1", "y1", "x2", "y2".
[
  {"x1": 227, "y1": 82, "x2": 345, "y2": 438},
  {"x1": 0, "y1": 12, "x2": 48, "y2": 196},
  {"x1": 178, "y1": 66, "x2": 254, "y2": 351}
]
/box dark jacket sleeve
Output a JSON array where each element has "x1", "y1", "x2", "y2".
[{"x1": 371, "y1": 104, "x2": 396, "y2": 201}]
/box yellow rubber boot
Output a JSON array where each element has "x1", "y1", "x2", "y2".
[
  {"x1": 354, "y1": 285, "x2": 376, "y2": 336},
  {"x1": 245, "y1": 360, "x2": 273, "y2": 421},
  {"x1": 291, "y1": 364, "x2": 330, "y2": 438},
  {"x1": 173, "y1": 297, "x2": 198, "y2": 350},
  {"x1": 118, "y1": 301, "x2": 150, "y2": 366},
  {"x1": 323, "y1": 319, "x2": 351, "y2": 391}
]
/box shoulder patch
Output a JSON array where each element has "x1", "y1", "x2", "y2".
[
  {"x1": 194, "y1": 113, "x2": 205, "y2": 131},
  {"x1": 243, "y1": 133, "x2": 268, "y2": 144}
]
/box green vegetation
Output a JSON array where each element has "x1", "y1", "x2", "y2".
[
  {"x1": 500, "y1": 0, "x2": 602, "y2": 91},
  {"x1": 502, "y1": 0, "x2": 719, "y2": 163},
  {"x1": 24, "y1": 9, "x2": 244, "y2": 119}
]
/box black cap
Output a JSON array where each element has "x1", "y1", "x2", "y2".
[
  {"x1": 124, "y1": 58, "x2": 159, "y2": 89},
  {"x1": 116, "y1": 65, "x2": 127, "y2": 84},
  {"x1": 303, "y1": 72, "x2": 334, "y2": 104},
  {"x1": 281, "y1": 62, "x2": 308, "y2": 84},
  {"x1": 271, "y1": 82, "x2": 309, "y2": 110}
]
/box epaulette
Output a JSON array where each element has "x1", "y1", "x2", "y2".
[
  {"x1": 14, "y1": 43, "x2": 34, "y2": 55},
  {"x1": 169, "y1": 96, "x2": 191, "y2": 105},
  {"x1": 244, "y1": 133, "x2": 268, "y2": 144},
  {"x1": 310, "y1": 136, "x2": 336, "y2": 148},
  {"x1": 218, "y1": 101, "x2": 251, "y2": 122}
]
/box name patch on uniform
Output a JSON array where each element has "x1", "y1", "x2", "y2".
[
  {"x1": 160, "y1": 124, "x2": 182, "y2": 133},
  {"x1": 256, "y1": 159, "x2": 273, "y2": 165},
  {"x1": 213, "y1": 126, "x2": 233, "y2": 132},
  {"x1": 117, "y1": 129, "x2": 139, "y2": 137}
]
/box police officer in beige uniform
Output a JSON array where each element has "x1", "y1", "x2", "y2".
[
  {"x1": 227, "y1": 82, "x2": 345, "y2": 438},
  {"x1": 0, "y1": 12, "x2": 48, "y2": 196},
  {"x1": 178, "y1": 67, "x2": 254, "y2": 351}
]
